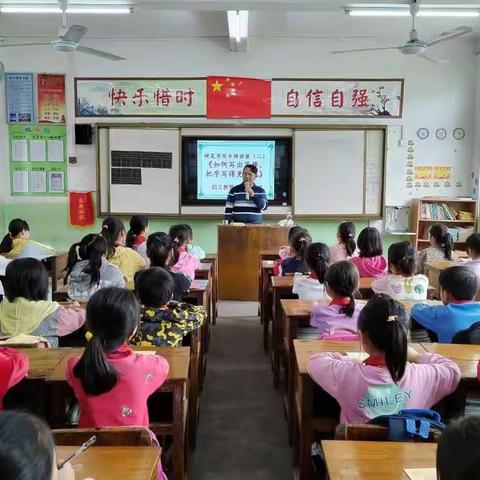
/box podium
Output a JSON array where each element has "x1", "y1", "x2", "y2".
[{"x1": 218, "y1": 224, "x2": 289, "y2": 301}]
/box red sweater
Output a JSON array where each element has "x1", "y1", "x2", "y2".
[{"x1": 0, "y1": 347, "x2": 29, "y2": 409}]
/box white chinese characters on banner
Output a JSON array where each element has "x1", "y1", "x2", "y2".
[{"x1": 271, "y1": 79, "x2": 403, "y2": 117}]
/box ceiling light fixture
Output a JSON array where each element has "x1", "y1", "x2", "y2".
[
  {"x1": 345, "y1": 7, "x2": 479, "y2": 17},
  {"x1": 1, "y1": 6, "x2": 132, "y2": 14},
  {"x1": 227, "y1": 10, "x2": 248, "y2": 52}
]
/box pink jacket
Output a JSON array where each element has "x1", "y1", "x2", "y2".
[
  {"x1": 350, "y1": 255, "x2": 388, "y2": 278},
  {"x1": 329, "y1": 243, "x2": 357, "y2": 264},
  {"x1": 170, "y1": 249, "x2": 200, "y2": 281},
  {"x1": 66, "y1": 345, "x2": 169, "y2": 428},
  {"x1": 310, "y1": 303, "x2": 364, "y2": 337},
  {"x1": 0, "y1": 347, "x2": 29, "y2": 409},
  {"x1": 307, "y1": 352, "x2": 461, "y2": 424}
]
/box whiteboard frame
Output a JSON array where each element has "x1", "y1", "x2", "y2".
[{"x1": 95, "y1": 123, "x2": 387, "y2": 219}]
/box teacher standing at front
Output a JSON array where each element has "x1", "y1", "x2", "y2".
[{"x1": 224, "y1": 164, "x2": 268, "y2": 224}]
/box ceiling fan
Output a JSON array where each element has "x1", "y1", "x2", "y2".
[
  {"x1": 331, "y1": 0, "x2": 472, "y2": 63},
  {"x1": 0, "y1": 0, "x2": 125, "y2": 61}
]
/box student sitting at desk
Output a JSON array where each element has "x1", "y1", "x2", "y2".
[
  {"x1": 0, "y1": 259, "x2": 85, "y2": 348},
  {"x1": 0, "y1": 218, "x2": 55, "y2": 260},
  {"x1": 437, "y1": 416, "x2": 480, "y2": 480},
  {"x1": 66, "y1": 288, "x2": 169, "y2": 477},
  {"x1": 280, "y1": 229, "x2": 312, "y2": 276},
  {"x1": 462, "y1": 232, "x2": 480, "y2": 287},
  {"x1": 66, "y1": 234, "x2": 125, "y2": 301},
  {"x1": 273, "y1": 225, "x2": 307, "y2": 276},
  {"x1": 184, "y1": 224, "x2": 206, "y2": 260},
  {"x1": 418, "y1": 224, "x2": 457, "y2": 274},
  {"x1": 168, "y1": 224, "x2": 200, "y2": 281},
  {"x1": 101, "y1": 217, "x2": 146, "y2": 290},
  {"x1": 292, "y1": 242, "x2": 330, "y2": 300},
  {"x1": 0, "y1": 411, "x2": 75, "y2": 480},
  {"x1": 146, "y1": 232, "x2": 191, "y2": 301},
  {"x1": 308, "y1": 294, "x2": 461, "y2": 424},
  {"x1": 329, "y1": 221, "x2": 357, "y2": 264},
  {"x1": 0, "y1": 347, "x2": 28, "y2": 410},
  {"x1": 372, "y1": 241, "x2": 429, "y2": 301},
  {"x1": 310, "y1": 261, "x2": 363, "y2": 338},
  {"x1": 411, "y1": 266, "x2": 480, "y2": 343},
  {"x1": 133, "y1": 267, "x2": 206, "y2": 348},
  {"x1": 125, "y1": 215, "x2": 149, "y2": 262},
  {"x1": 349, "y1": 227, "x2": 387, "y2": 278}
]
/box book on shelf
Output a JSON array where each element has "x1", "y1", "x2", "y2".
[{"x1": 420, "y1": 203, "x2": 459, "y2": 221}]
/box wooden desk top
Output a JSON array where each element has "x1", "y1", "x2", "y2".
[
  {"x1": 19, "y1": 348, "x2": 69, "y2": 379},
  {"x1": 281, "y1": 299, "x2": 326, "y2": 318},
  {"x1": 48, "y1": 347, "x2": 190, "y2": 382},
  {"x1": 262, "y1": 260, "x2": 275, "y2": 269},
  {"x1": 271, "y1": 275, "x2": 377, "y2": 290},
  {"x1": 424, "y1": 260, "x2": 455, "y2": 272},
  {"x1": 294, "y1": 340, "x2": 426, "y2": 375},
  {"x1": 259, "y1": 249, "x2": 280, "y2": 256},
  {"x1": 196, "y1": 263, "x2": 212, "y2": 272},
  {"x1": 56, "y1": 446, "x2": 160, "y2": 480},
  {"x1": 322, "y1": 440, "x2": 436, "y2": 480}
]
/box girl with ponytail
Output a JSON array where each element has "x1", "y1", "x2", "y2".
[
  {"x1": 67, "y1": 287, "x2": 169, "y2": 475},
  {"x1": 280, "y1": 229, "x2": 312, "y2": 276},
  {"x1": 292, "y1": 242, "x2": 330, "y2": 300},
  {"x1": 310, "y1": 261, "x2": 364, "y2": 337},
  {"x1": 168, "y1": 224, "x2": 200, "y2": 281},
  {"x1": 372, "y1": 241, "x2": 429, "y2": 301},
  {"x1": 65, "y1": 234, "x2": 125, "y2": 301},
  {"x1": 307, "y1": 294, "x2": 461, "y2": 424},
  {"x1": 126, "y1": 215, "x2": 149, "y2": 261},
  {"x1": 329, "y1": 221, "x2": 357, "y2": 264},
  {"x1": 418, "y1": 224, "x2": 457, "y2": 273},
  {"x1": 101, "y1": 217, "x2": 146, "y2": 290}
]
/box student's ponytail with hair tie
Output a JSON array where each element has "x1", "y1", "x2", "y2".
[
  {"x1": 305, "y1": 243, "x2": 330, "y2": 284},
  {"x1": 357, "y1": 294, "x2": 408, "y2": 383},
  {"x1": 0, "y1": 218, "x2": 29, "y2": 255},
  {"x1": 325, "y1": 261, "x2": 359, "y2": 318},
  {"x1": 65, "y1": 242, "x2": 81, "y2": 279},
  {"x1": 338, "y1": 222, "x2": 357, "y2": 257},
  {"x1": 430, "y1": 224, "x2": 454, "y2": 261},
  {"x1": 126, "y1": 215, "x2": 148, "y2": 249}
]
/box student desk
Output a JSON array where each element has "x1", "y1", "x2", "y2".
[
  {"x1": 423, "y1": 260, "x2": 455, "y2": 296},
  {"x1": 48, "y1": 347, "x2": 190, "y2": 480},
  {"x1": 43, "y1": 252, "x2": 69, "y2": 294},
  {"x1": 293, "y1": 340, "x2": 428, "y2": 480},
  {"x1": 322, "y1": 440, "x2": 437, "y2": 480},
  {"x1": 260, "y1": 260, "x2": 275, "y2": 345},
  {"x1": 56, "y1": 446, "x2": 161, "y2": 480},
  {"x1": 196, "y1": 261, "x2": 217, "y2": 325}
]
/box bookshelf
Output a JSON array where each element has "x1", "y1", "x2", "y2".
[{"x1": 411, "y1": 197, "x2": 477, "y2": 251}]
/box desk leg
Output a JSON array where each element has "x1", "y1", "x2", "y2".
[
  {"x1": 284, "y1": 314, "x2": 298, "y2": 445},
  {"x1": 262, "y1": 272, "x2": 271, "y2": 351},
  {"x1": 272, "y1": 289, "x2": 281, "y2": 389},
  {"x1": 297, "y1": 375, "x2": 315, "y2": 480},
  {"x1": 211, "y1": 261, "x2": 217, "y2": 325},
  {"x1": 172, "y1": 382, "x2": 187, "y2": 480},
  {"x1": 188, "y1": 329, "x2": 201, "y2": 448}
]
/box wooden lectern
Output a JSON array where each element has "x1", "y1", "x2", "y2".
[{"x1": 218, "y1": 224, "x2": 289, "y2": 301}]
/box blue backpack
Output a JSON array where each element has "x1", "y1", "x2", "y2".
[{"x1": 368, "y1": 409, "x2": 445, "y2": 441}]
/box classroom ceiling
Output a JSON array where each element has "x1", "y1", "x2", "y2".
[{"x1": 0, "y1": 0, "x2": 479, "y2": 42}]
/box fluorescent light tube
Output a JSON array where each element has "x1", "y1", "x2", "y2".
[
  {"x1": 345, "y1": 7, "x2": 479, "y2": 17},
  {"x1": 1, "y1": 6, "x2": 132, "y2": 14}
]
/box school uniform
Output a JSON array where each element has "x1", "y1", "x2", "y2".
[
  {"x1": 281, "y1": 256, "x2": 309, "y2": 276},
  {"x1": 66, "y1": 345, "x2": 169, "y2": 428},
  {"x1": 417, "y1": 245, "x2": 457, "y2": 274},
  {"x1": 411, "y1": 301, "x2": 480, "y2": 343},
  {"x1": 292, "y1": 273, "x2": 327, "y2": 300},
  {"x1": 310, "y1": 299, "x2": 364, "y2": 337},
  {"x1": 372, "y1": 274, "x2": 429, "y2": 301},
  {"x1": 307, "y1": 353, "x2": 461, "y2": 424},
  {"x1": 170, "y1": 247, "x2": 200, "y2": 281},
  {"x1": 5, "y1": 238, "x2": 55, "y2": 260},
  {"x1": 0, "y1": 298, "x2": 85, "y2": 347},
  {"x1": 133, "y1": 302, "x2": 207, "y2": 348},
  {"x1": 107, "y1": 246, "x2": 146, "y2": 290},
  {"x1": 68, "y1": 258, "x2": 125, "y2": 302},
  {"x1": 0, "y1": 347, "x2": 29, "y2": 409},
  {"x1": 329, "y1": 243, "x2": 357, "y2": 264},
  {"x1": 350, "y1": 255, "x2": 388, "y2": 278}
]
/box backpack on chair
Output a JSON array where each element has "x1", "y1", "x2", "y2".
[
  {"x1": 452, "y1": 321, "x2": 480, "y2": 344},
  {"x1": 368, "y1": 409, "x2": 445, "y2": 441}
]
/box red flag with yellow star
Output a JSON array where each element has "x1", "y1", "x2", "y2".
[{"x1": 206, "y1": 76, "x2": 271, "y2": 118}]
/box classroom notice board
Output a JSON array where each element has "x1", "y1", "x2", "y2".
[
  {"x1": 9, "y1": 124, "x2": 67, "y2": 196},
  {"x1": 97, "y1": 124, "x2": 385, "y2": 217}
]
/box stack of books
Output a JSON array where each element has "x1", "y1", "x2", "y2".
[
  {"x1": 421, "y1": 203, "x2": 458, "y2": 221},
  {"x1": 458, "y1": 210, "x2": 474, "y2": 221}
]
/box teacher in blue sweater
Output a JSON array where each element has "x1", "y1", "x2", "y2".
[{"x1": 224, "y1": 164, "x2": 268, "y2": 224}]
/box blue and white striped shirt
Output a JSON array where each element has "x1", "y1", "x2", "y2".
[{"x1": 224, "y1": 183, "x2": 268, "y2": 224}]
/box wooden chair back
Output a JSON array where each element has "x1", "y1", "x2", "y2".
[
  {"x1": 53, "y1": 427, "x2": 154, "y2": 447},
  {"x1": 335, "y1": 423, "x2": 441, "y2": 442}
]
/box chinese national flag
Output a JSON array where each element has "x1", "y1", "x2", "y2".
[
  {"x1": 207, "y1": 76, "x2": 271, "y2": 118},
  {"x1": 69, "y1": 191, "x2": 95, "y2": 227}
]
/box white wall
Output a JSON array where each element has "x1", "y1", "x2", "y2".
[{"x1": 0, "y1": 36, "x2": 476, "y2": 213}]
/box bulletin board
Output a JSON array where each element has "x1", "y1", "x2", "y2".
[{"x1": 9, "y1": 124, "x2": 68, "y2": 196}]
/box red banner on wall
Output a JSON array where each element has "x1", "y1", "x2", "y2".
[
  {"x1": 37, "y1": 74, "x2": 66, "y2": 124},
  {"x1": 69, "y1": 191, "x2": 94, "y2": 227},
  {"x1": 206, "y1": 76, "x2": 271, "y2": 119}
]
